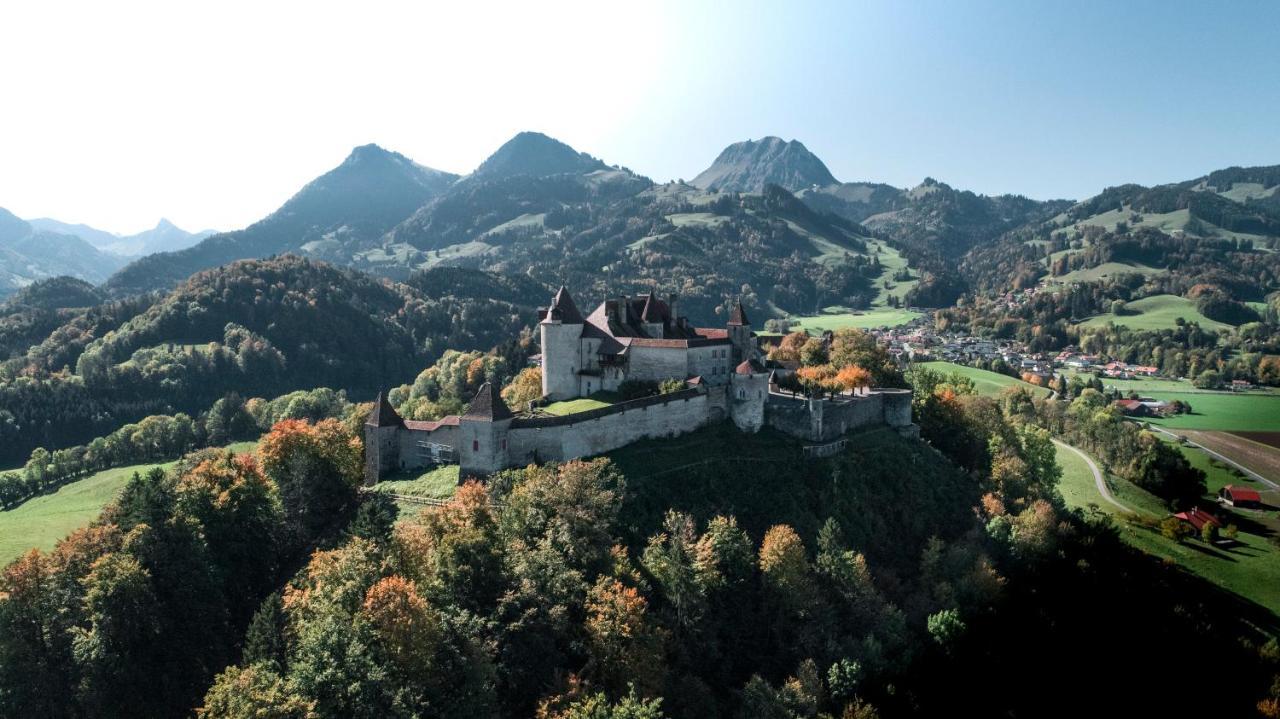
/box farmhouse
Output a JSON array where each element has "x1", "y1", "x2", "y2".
[
  {"x1": 365, "y1": 287, "x2": 916, "y2": 484},
  {"x1": 1219, "y1": 485, "x2": 1263, "y2": 508}
]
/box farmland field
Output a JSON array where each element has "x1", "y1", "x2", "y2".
[
  {"x1": 0, "y1": 440, "x2": 258, "y2": 564},
  {"x1": 1055, "y1": 441, "x2": 1280, "y2": 616},
  {"x1": 916, "y1": 361, "x2": 1051, "y2": 398},
  {"x1": 1140, "y1": 392, "x2": 1280, "y2": 431}
]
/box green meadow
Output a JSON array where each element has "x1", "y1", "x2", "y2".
[
  {"x1": 0, "y1": 441, "x2": 258, "y2": 564},
  {"x1": 1079, "y1": 294, "x2": 1234, "y2": 332}
]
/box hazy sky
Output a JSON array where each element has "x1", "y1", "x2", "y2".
[{"x1": 3, "y1": 0, "x2": 1279, "y2": 234}]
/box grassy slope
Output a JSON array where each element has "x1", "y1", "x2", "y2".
[
  {"x1": 917, "y1": 361, "x2": 1052, "y2": 398},
  {"x1": 1062, "y1": 369, "x2": 1280, "y2": 395},
  {"x1": 369, "y1": 464, "x2": 459, "y2": 499},
  {"x1": 1056, "y1": 441, "x2": 1280, "y2": 615},
  {"x1": 0, "y1": 441, "x2": 258, "y2": 564},
  {"x1": 788, "y1": 307, "x2": 921, "y2": 333},
  {"x1": 1079, "y1": 294, "x2": 1234, "y2": 332}
]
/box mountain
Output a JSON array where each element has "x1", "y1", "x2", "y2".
[
  {"x1": 691, "y1": 136, "x2": 838, "y2": 193},
  {"x1": 0, "y1": 208, "x2": 129, "y2": 298},
  {"x1": 958, "y1": 164, "x2": 1280, "y2": 300},
  {"x1": 103, "y1": 144, "x2": 459, "y2": 296},
  {"x1": 29, "y1": 217, "x2": 217, "y2": 256},
  {"x1": 471, "y1": 131, "x2": 609, "y2": 180}
]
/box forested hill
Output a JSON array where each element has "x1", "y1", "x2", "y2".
[
  {"x1": 0, "y1": 256, "x2": 536, "y2": 466},
  {"x1": 957, "y1": 163, "x2": 1280, "y2": 301}
]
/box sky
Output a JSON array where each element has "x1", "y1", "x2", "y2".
[{"x1": 2, "y1": 0, "x2": 1279, "y2": 235}]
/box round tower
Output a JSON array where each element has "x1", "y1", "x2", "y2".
[
  {"x1": 540, "y1": 286, "x2": 585, "y2": 401},
  {"x1": 730, "y1": 359, "x2": 768, "y2": 432}
]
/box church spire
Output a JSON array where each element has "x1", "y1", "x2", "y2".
[{"x1": 728, "y1": 298, "x2": 750, "y2": 326}]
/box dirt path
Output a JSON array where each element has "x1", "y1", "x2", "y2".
[{"x1": 1054, "y1": 440, "x2": 1129, "y2": 512}]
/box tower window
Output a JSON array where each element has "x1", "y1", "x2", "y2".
[{"x1": 473, "y1": 440, "x2": 479, "y2": 451}]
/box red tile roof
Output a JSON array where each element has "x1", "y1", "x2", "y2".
[
  {"x1": 1173, "y1": 508, "x2": 1222, "y2": 530},
  {"x1": 1223, "y1": 485, "x2": 1262, "y2": 503}
]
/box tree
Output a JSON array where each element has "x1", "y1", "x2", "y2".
[
  {"x1": 259, "y1": 419, "x2": 362, "y2": 545},
  {"x1": 502, "y1": 367, "x2": 543, "y2": 410},
  {"x1": 199, "y1": 664, "x2": 316, "y2": 719},
  {"x1": 926, "y1": 608, "x2": 965, "y2": 649},
  {"x1": 349, "y1": 492, "x2": 399, "y2": 544},
  {"x1": 1200, "y1": 521, "x2": 1219, "y2": 544},
  {"x1": 243, "y1": 593, "x2": 289, "y2": 671},
  {"x1": 584, "y1": 577, "x2": 664, "y2": 695},
  {"x1": 1160, "y1": 517, "x2": 1193, "y2": 543}
]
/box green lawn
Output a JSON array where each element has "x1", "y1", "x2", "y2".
[
  {"x1": 543, "y1": 391, "x2": 621, "y2": 416},
  {"x1": 1055, "y1": 441, "x2": 1280, "y2": 616},
  {"x1": 1061, "y1": 369, "x2": 1276, "y2": 395},
  {"x1": 916, "y1": 361, "x2": 1052, "y2": 398},
  {"x1": 1140, "y1": 392, "x2": 1280, "y2": 431},
  {"x1": 369, "y1": 464, "x2": 459, "y2": 500},
  {"x1": 1078, "y1": 294, "x2": 1234, "y2": 332},
  {"x1": 0, "y1": 441, "x2": 257, "y2": 564},
  {"x1": 788, "y1": 307, "x2": 921, "y2": 333}
]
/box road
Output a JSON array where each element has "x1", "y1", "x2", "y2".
[{"x1": 1054, "y1": 439, "x2": 1129, "y2": 512}]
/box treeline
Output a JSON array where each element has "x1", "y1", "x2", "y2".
[
  {"x1": 0, "y1": 256, "x2": 534, "y2": 465},
  {"x1": 0, "y1": 419, "x2": 364, "y2": 718},
  {"x1": 0, "y1": 387, "x2": 361, "y2": 510}
]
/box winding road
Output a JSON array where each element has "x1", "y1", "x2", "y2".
[{"x1": 1054, "y1": 439, "x2": 1129, "y2": 512}]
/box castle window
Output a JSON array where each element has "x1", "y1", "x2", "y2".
[
  {"x1": 472, "y1": 440, "x2": 479, "y2": 451},
  {"x1": 502, "y1": 439, "x2": 507, "y2": 450}
]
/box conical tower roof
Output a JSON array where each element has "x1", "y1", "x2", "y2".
[
  {"x1": 547, "y1": 286, "x2": 584, "y2": 324},
  {"x1": 728, "y1": 299, "x2": 750, "y2": 326},
  {"x1": 366, "y1": 391, "x2": 404, "y2": 427},
  {"x1": 462, "y1": 381, "x2": 514, "y2": 421}
]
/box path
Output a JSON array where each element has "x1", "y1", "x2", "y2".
[
  {"x1": 1054, "y1": 439, "x2": 1129, "y2": 512},
  {"x1": 1145, "y1": 425, "x2": 1279, "y2": 490}
]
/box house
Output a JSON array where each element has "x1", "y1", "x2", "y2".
[
  {"x1": 1173, "y1": 507, "x2": 1222, "y2": 532},
  {"x1": 1231, "y1": 379, "x2": 1253, "y2": 392},
  {"x1": 1219, "y1": 485, "x2": 1263, "y2": 508},
  {"x1": 1113, "y1": 399, "x2": 1147, "y2": 416}
]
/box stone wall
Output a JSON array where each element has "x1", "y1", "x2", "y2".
[
  {"x1": 626, "y1": 345, "x2": 689, "y2": 384},
  {"x1": 686, "y1": 345, "x2": 733, "y2": 382},
  {"x1": 505, "y1": 388, "x2": 710, "y2": 466}
]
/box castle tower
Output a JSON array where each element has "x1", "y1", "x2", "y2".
[
  {"x1": 727, "y1": 298, "x2": 753, "y2": 364},
  {"x1": 364, "y1": 391, "x2": 403, "y2": 486},
  {"x1": 639, "y1": 290, "x2": 664, "y2": 337},
  {"x1": 458, "y1": 382, "x2": 514, "y2": 479},
  {"x1": 729, "y1": 359, "x2": 768, "y2": 432},
  {"x1": 540, "y1": 286, "x2": 585, "y2": 401}
]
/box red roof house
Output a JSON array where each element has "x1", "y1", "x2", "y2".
[
  {"x1": 1219, "y1": 485, "x2": 1263, "y2": 508},
  {"x1": 1172, "y1": 507, "x2": 1223, "y2": 531}
]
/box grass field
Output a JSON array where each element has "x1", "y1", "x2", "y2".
[
  {"x1": 1055, "y1": 441, "x2": 1280, "y2": 615},
  {"x1": 916, "y1": 361, "x2": 1052, "y2": 398},
  {"x1": 543, "y1": 391, "x2": 620, "y2": 416},
  {"x1": 1048, "y1": 261, "x2": 1165, "y2": 285},
  {"x1": 788, "y1": 307, "x2": 921, "y2": 333},
  {"x1": 370, "y1": 464, "x2": 460, "y2": 517},
  {"x1": 0, "y1": 441, "x2": 258, "y2": 564},
  {"x1": 1061, "y1": 369, "x2": 1280, "y2": 395},
  {"x1": 1078, "y1": 294, "x2": 1233, "y2": 332},
  {"x1": 1140, "y1": 392, "x2": 1280, "y2": 431}
]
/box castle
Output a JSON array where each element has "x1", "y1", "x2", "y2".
[{"x1": 364, "y1": 287, "x2": 914, "y2": 484}]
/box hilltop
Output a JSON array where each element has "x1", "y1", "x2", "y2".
[{"x1": 691, "y1": 136, "x2": 838, "y2": 193}]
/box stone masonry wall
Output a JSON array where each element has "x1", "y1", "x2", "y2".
[{"x1": 505, "y1": 388, "x2": 710, "y2": 466}]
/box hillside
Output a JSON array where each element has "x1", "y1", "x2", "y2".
[
  {"x1": 691, "y1": 136, "x2": 838, "y2": 193},
  {"x1": 103, "y1": 145, "x2": 459, "y2": 296},
  {"x1": 0, "y1": 208, "x2": 128, "y2": 297},
  {"x1": 961, "y1": 163, "x2": 1280, "y2": 299},
  {"x1": 0, "y1": 256, "x2": 536, "y2": 465}
]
